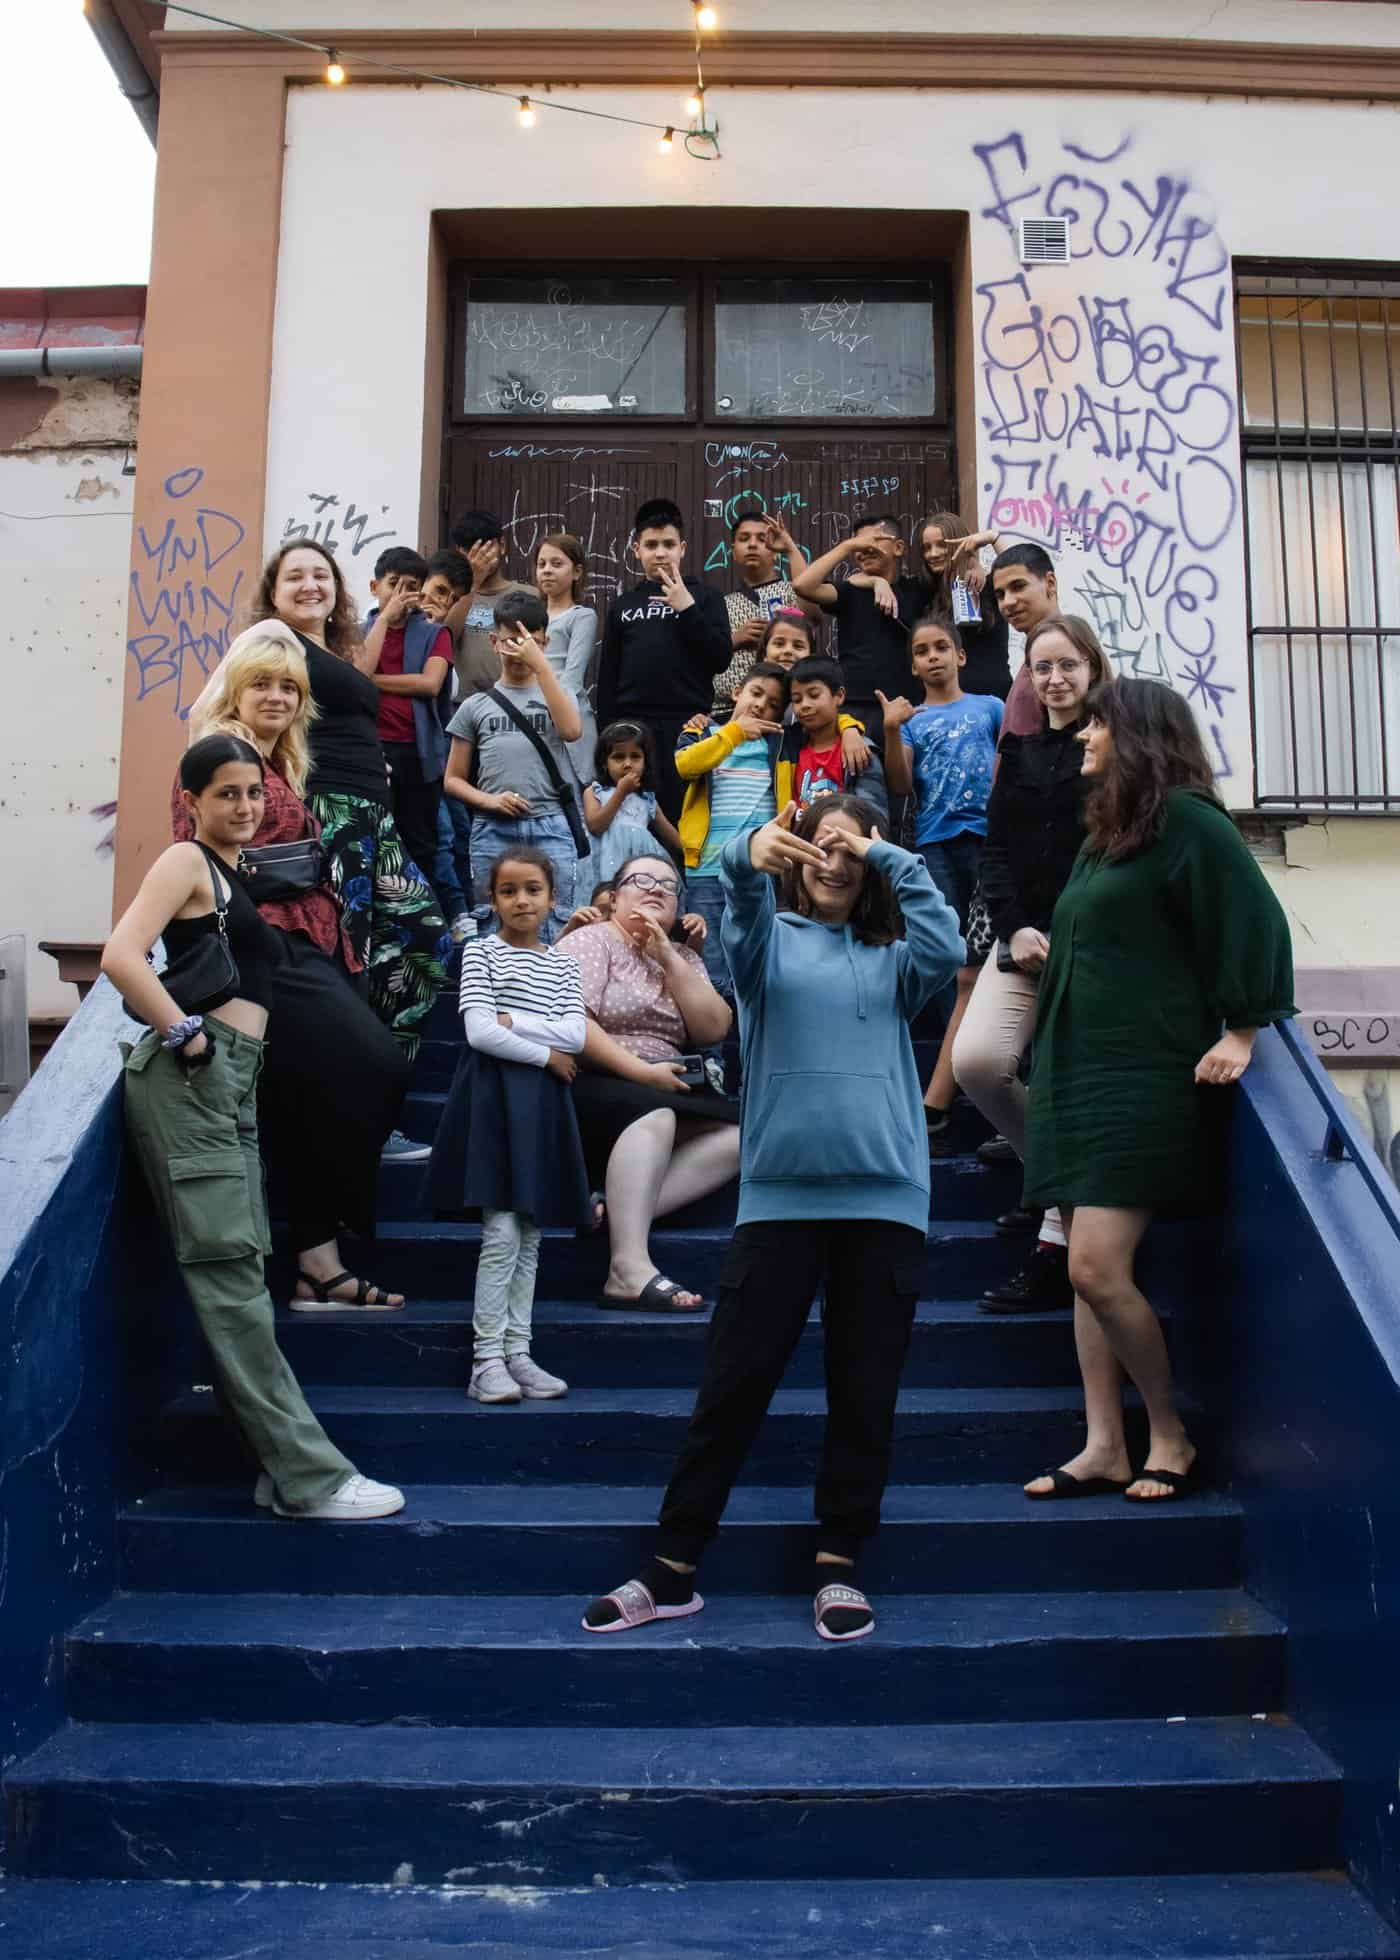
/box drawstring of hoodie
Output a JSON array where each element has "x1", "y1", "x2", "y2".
[{"x1": 845, "y1": 928, "x2": 866, "y2": 1022}]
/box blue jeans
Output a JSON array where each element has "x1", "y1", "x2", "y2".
[
  {"x1": 920, "y1": 831, "x2": 983, "y2": 939},
  {"x1": 686, "y1": 875, "x2": 732, "y2": 1003},
  {"x1": 471, "y1": 809, "x2": 579, "y2": 944},
  {"x1": 433, "y1": 794, "x2": 472, "y2": 918}
]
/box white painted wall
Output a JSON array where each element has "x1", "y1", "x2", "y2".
[
  {"x1": 265, "y1": 82, "x2": 1400, "y2": 816},
  {"x1": 164, "y1": 2, "x2": 1400, "y2": 48},
  {"x1": 0, "y1": 445, "x2": 131, "y2": 1017}
]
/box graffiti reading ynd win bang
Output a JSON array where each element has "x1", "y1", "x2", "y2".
[{"x1": 127, "y1": 467, "x2": 247, "y2": 719}]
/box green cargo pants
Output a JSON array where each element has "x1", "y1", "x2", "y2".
[{"x1": 121, "y1": 1020, "x2": 354, "y2": 1512}]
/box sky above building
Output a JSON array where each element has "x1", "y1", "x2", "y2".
[{"x1": 6, "y1": 5, "x2": 155, "y2": 287}]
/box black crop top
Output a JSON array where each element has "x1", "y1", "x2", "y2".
[{"x1": 162, "y1": 843, "x2": 277, "y2": 1010}]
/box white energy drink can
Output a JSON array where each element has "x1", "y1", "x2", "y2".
[{"x1": 951, "y1": 577, "x2": 980, "y2": 627}]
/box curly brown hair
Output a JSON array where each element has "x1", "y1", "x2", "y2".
[
  {"x1": 778, "y1": 794, "x2": 902, "y2": 946},
  {"x1": 244, "y1": 539, "x2": 363, "y2": 661},
  {"x1": 1082, "y1": 677, "x2": 1220, "y2": 863}
]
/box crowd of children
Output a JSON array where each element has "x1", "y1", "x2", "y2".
[{"x1": 103, "y1": 487, "x2": 1296, "y2": 1641}]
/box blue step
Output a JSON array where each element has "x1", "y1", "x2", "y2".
[
  {"x1": 270, "y1": 1297, "x2": 1089, "y2": 1390},
  {"x1": 118, "y1": 1484, "x2": 1246, "y2": 1597},
  {"x1": 7, "y1": 1715, "x2": 1340, "y2": 1885},
  {"x1": 4, "y1": 1871, "x2": 1398, "y2": 1959},
  {"x1": 341, "y1": 1221, "x2": 1035, "y2": 1302},
  {"x1": 150, "y1": 1383, "x2": 1169, "y2": 1486},
  {"x1": 65, "y1": 1589, "x2": 1283, "y2": 1729}
]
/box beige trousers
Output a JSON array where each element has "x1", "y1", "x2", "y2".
[{"x1": 951, "y1": 951, "x2": 1063, "y2": 1244}]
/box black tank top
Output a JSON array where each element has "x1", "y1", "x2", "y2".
[{"x1": 162, "y1": 842, "x2": 276, "y2": 1010}]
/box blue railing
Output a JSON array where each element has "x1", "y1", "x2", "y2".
[{"x1": 1275, "y1": 1018, "x2": 1400, "y2": 1237}]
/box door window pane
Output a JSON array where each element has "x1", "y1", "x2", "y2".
[
  {"x1": 714, "y1": 278, "x2": 936, "y2": 420},
  {"x1": 462, "y1": 277, "x2": 687, "y2": 417}
]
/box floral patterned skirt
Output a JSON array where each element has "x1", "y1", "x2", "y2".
[{"x1": 309, "y1": 791, "x2": 450, "y2": 1056}]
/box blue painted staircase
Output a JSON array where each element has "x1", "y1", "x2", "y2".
[{"x1": 4, "y1": 991, "x2": 1400, "y2": 1957}]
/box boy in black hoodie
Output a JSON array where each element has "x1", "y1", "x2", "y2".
[{"x1": 596, "y1": 498, "x2": 732, "y2": 823}]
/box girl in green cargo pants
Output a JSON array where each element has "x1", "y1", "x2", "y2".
[{"x1": 103, "y1": 733, "x2": 404, "y2": 1521}]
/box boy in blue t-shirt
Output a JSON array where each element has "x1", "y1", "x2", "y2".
[{"x1": 879, "y1": 615, "x2": 1003, "y2": 1150}]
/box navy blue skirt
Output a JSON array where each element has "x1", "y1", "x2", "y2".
[{"x1": 428, "y1": 1047, "x2": 591, "y2": 1228}]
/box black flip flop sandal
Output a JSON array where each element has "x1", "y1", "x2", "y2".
[
  {"x1": 596, "y1": 1274, "x2": 706, "y2": 1314},
  {"x1": 1025, "y1": 1467, "x2": 1134, "y2": 1501},
  {"x1": 1124, "y1": 1464, "x2": 1200, "y2": 1503},
  {"x1": 290, "y1": 1270, "x2": 405, "y2": 1313}
]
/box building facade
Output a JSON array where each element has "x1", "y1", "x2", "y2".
[{"x1": 91, "y1": 0, "x2": 1400, "y2": 1148}]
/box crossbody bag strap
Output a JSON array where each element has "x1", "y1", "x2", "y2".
[
  {"x1": 194, "y1": 841, "x2": 232, "y2": 936},
  {"x1": 486, "y1": 685, "x2": 570, "y2": 797}
]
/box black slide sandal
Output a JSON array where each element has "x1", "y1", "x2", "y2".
[
  {"x1": 1025, "y1": 1468, "x2": 1134, "y2": 1501},
  {"x1": 1124, "y1": 1465, "x2": 1200, "y2": 1503}
]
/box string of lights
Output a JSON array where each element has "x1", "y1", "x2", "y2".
[{"x1": 139, "y1": 1, "x2": 724, "y2": 159}]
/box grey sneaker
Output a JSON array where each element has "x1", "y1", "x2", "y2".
[
  {"x1": 254, "y1": 1472, "x2": 274, "y2": 1509},
  {"x1": 272, "y1": 1473, "x2": 406, "y2": 1520},
  {"x1": 506, "y1": 1352, "x2": 568, "y2": 1399},
  {"x1": 381, "y1": 1130, "x2": 432, "y2": 1164},
  {"x1": 469, "y1": 1357, "x2": 523, "y2": 1403}
]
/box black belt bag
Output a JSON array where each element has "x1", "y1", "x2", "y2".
[
  {"x1": 236, "y1": 837, "x2": 327, "y2": 902},
  {"x1": 124, "y1": 844, "x2": 241, "y2": 1020},
  {"x1": 486, "y1": 685, "x2": 592, "y2": 861}
]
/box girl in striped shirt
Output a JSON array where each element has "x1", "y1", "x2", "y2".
[{"x1": 428, "y1": 848, "x2": 591, "y2": 1404}]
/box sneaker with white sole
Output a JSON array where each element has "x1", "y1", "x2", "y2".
[
  {"x1": 381, "y1": 1130, "x2": 432, "y2": 1164},
  {"x1": 449, "y1": 912, "x2": 476, "y2": 944},
  {"x1": 272, "y1": 1473, "x2": 406, "y2": 1520},
  {"x1": 468, "y1": 1357, "x2": 523, "y2": 1403},
  {"x1": 506, "y1": 1352, "x2": 568, "y2": 1399}
]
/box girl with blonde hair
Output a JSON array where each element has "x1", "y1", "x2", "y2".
[{"x1": 173, "y1": 620, "x2": 413, "y2": 1312}]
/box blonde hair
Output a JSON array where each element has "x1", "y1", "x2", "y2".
[{"x1": 189, "y1": 621, "x2": 317, "y2": 796}]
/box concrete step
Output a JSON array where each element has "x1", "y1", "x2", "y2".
[
  {"x1": 119, "y1": 1483, "x2": 1245, "y2": 1598},
  {"x1": 269, "y1": 1297, "x2": 1091, "y2": 1391},
  {"x1": 7, "y1": 1715, "x2": 1340, "y2": 1886},
  {"x1": 6, "y1": 1871, "x2": 1398, "y2": 1959},
  {"x1": 149, "y1": 1383, "x2": 1176, "y2": 1487},
  {"x1": 66, "y1": 1588, "x2": 1283, "y2": 1729}
]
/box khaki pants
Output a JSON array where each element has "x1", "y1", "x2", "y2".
[
  {"x1": 121, "y1": 1021, "x2": 353, "y2": 1511},
  {"x1": 951, "y1": 952, "x2": 1064, "y2": 1243}
]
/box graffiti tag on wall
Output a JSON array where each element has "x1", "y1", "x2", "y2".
[
  {"x1": 971, "y1": 129, "x2": 1241, "y2": 774},
  {"x1": 280, "y1": 488, "x2": 397, "y2": 560},
  {"x1": 127, "y1": 467, "x2": 246, "y2": 719}
]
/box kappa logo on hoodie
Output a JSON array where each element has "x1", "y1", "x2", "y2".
[{"x1": 620, "y1": 598, "x2": 678, "y2": 625}]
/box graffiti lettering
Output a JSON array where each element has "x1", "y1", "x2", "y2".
[
  {"x1": 280, "y1": 489, "x2": 396, "y2": 562},
  {"x1": 126, "y1": 467, "x2": 247, "y2": 718}
]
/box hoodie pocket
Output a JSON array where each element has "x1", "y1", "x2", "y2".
[{"x1": 746, "y1": 1071, "x2": 920, "y2": 1184}]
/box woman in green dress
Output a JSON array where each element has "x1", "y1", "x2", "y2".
[{"x1": 1021, "y1": 678, "x2": 1295, "y2": 1504}]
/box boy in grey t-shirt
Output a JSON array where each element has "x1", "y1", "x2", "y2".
[{"x1": 444, "y1": 590, "x2": 583, "y2": 941}]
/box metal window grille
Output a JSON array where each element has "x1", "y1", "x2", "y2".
[{"x1": 1237, "y1": 267, "x2": 1400, "y2": 811}]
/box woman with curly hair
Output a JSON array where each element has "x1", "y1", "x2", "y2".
[
  {"x1": 1021, "y1": 678, "x2": 1295, "y2": 1506},
  {"x1": 245, "y1": 540, "x2": 448, "y2": 1055},
  {"x1": 179, "y1": 623, "x2": 412, "y2": 1310}
]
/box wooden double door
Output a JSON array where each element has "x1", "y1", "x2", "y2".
[{"x1": 446, "y1": 428, "x2": 955, "y2": 608}]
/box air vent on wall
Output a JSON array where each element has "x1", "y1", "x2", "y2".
[{"x1": 1017, "y1": 216, "x2": 1070, "y2": 265}]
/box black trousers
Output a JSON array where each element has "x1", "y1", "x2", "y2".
[
  {"x1": 656, "y1": 1218, "x2": 924, "y2": 1566},
  {"x1": 383, "y1": 741, "x2": 442, "y2": 891}
]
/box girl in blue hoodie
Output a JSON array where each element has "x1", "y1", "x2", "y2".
[{"x1": 584, "y1": 792, "x2": 963, "y2": 1644}]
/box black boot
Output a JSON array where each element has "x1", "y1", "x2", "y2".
[
  {"x1": 980, "y1": 1242, "x2": 1073, "y2": 1314},
  {"x1": 995, "y1": 1205, "x2": 1043, "y2": 1237}
]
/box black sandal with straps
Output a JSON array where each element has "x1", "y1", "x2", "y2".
[{"x1": 290, "y1": 1269, "x2": 405, "y2": 1313}]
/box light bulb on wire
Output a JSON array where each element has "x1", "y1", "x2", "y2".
[
  {"x1": 685, "y1": 84, "x2": 705, "y2": 118},
  {"x1": 658, "y1": 127, "x2": 675, "y2": 154},
  {"x1": 694, "y1": 2, "x2": 718, "y2": 28},
  {"x1": 324, "y1": 49, "x2": 346, "y2": 86},
  {"x1": 518, "y1": 96, "x2": 536, "y2": 128}
]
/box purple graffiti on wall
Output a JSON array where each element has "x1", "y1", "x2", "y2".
[{"x1": 127, "y1": 467, "x2": 247, "y2": 718}]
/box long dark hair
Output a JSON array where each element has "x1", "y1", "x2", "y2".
[
  {"x1": 246, "y1": 539, "x2": 363, "y2": 661},
  {"x1": 778, "y1": 794, "x2": 901, "y2": 946},
  {"x1": 595, "y1": 719, "x2": 659, "y2": 792},
  {"x1": 1082, "y1": 678, "x2": 1220, "y2": 862},
  {"x1": 180, "y1": 732, "x2": 262, "y2": 795}
]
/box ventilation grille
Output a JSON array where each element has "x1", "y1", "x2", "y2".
[{"x1": 1017, "y1": 216, "x2": 1070, "y2": 265}]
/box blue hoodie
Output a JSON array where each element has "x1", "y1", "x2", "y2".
[{"x1": 719, "y1": 831, "x2": 965, "y2": 1233}]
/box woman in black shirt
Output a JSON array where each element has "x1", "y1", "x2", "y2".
[{"x1": 247, "y1": 541, "x2": 448, "y2": 1055}]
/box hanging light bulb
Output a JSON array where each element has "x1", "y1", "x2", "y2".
[
  {"x1": 658, "y1": 127, "x2": 675, "y2": 154},
  {"x1": 685, "y1": 83, "x2": 705, "y2": 118},
  {"x1": 518, "y1": 95, "x2": 536, "y2": 128},
  {"x1": 695, "y1": 2, "x2": 718, "y2": 28},
  {"x1": 324, "y1": 49, "x2": 346, "y2": 86}
]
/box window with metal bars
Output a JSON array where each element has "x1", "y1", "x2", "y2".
[{"x1": 1237, "y1": 266, "x2": 1400, "y2": 812}]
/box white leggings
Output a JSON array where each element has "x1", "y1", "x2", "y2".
[
  {"x1": 951, "y1": 952, "x2": 1064, "y2": 1247},
  {"x1": 473, "y1": 1209, "x2": 541, "y2": 1361}
]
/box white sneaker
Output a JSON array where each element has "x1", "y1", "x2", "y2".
[
  {"x1": 254, "y1": 1472, "x2": 274, "y2": 1509},
  {"x1": 506, "y1": 1353, "x2": 568, "y2": 1399},
  {"x1": 449, "y1": 912, "x2": 476, "y2": 944},
  {"x1": 272, "y1": 1473, "x2": 406, "y2": 1520},
  {"x1": 468, "y1": 1357, "x2": 522, "y2": 1403}
]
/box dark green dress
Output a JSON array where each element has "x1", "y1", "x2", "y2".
[{"x1": 1022, "y1": 789, "x2": 1295, "y2": 1213}]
